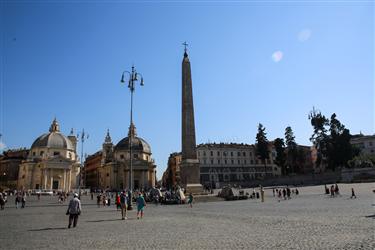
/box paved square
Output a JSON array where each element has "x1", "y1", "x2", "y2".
[{"x1": 0, "y1": 183, "x2": 374, "y2": 249}]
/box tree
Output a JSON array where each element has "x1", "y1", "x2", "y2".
[
  {"x1": 273, "y1": 138, "x2": 286, "y2": 175},
  {"x1": 327, "y1": 113, "x2": 358, "y2": 170},
  {"x1": 256, "y1": 123, "x2": 270, "y2": 177},
  {"x1": 309, "y1": 108, "x2": 358, "y2": 171},
  {"x1": 308, "y1": 107, "x2": 329, "y2": 170},
  {"x1": 285, "y1": 126, "x2": 298, "y2": 173}
]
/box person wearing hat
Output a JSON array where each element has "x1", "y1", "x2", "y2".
[{"x1": 66, "y1": 193, "x2": 82, "y2": 228}]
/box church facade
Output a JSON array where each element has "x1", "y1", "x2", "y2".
[
  {"x1": 17, "y1": 119, "x2": 81, "y2": 192},
  {"x1": 89, "y1": 123, "x2": 156, "y2": 191}
]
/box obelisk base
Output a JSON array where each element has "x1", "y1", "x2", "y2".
[
  {"x1": 180, "y1": 159, "x2": 203, "y2": 194},
  {"x1": 185, "y1": 183, "x2": 203, "y2": 194}
]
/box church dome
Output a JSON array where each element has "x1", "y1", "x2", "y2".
[
  {"x1": 114, "y1": 123, "x2": 151, "y2": 154},
  {"x1": 31, "y1": 119, "x2": 74, "y2": 151}
]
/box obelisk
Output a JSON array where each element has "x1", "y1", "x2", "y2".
[{"x1": 180, "y1": 43, "x2": 203, "y2": 194}]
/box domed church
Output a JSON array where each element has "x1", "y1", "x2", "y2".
[
  {"x1": 98, "y1": 123, "x2": 156, "y2": 190},
  {"x1": 17, "y1": 119, "x2": 80, "y2": 191}
]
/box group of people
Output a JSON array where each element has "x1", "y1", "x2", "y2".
[
  {"x1": 325, "y1": 184, "x2": 340, "y2": 197},
  {"x1": 273, "y1": 187, "x2": 299, "y2": 201},
  {"x1": 324, "y1": 184, "x2": 357, "y2": 199},
  {"x1": 15, "y1": 192, "x2": 27, "y2": 208}
]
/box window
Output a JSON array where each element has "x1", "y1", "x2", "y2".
[
  {"x1": 231, "y1": 152, "x2": 233, "y2": 157},
  {"x1": 223, "y1": 152, "x2": 227, "y2": 156},
  {"x1": 370, "y1": 142, "x2": 373, "y2": 146},
  {"x1": 211, "y1": 159, "x2": 214, "y2": 164},
  {"x1": 231, "y1": 160, "x2": 234, "y2": 164},
  {"x1": 106, "y1": 173, "x2": 109, "y2": 177},
  {"x1": 204, "y1": 159, "x2": 207, "y2": 164},
  {"x1": 238, "y1": 160, "x2": 240, "y2": 164},
  {"x1": 203, "y1": 151, "x2": 206, "y2": 156},
  {"x1": 225, "y1": 160, "x2": 227, "y2": 164},
  {"x1": 53, "y1": 152, "x2": 59, "y2": 156},
  {"x1": 244, "y1": 160, "x2": 247, "y2": 164},
  {"x1": 32, "y1": 152, "x2": 36, "y2": 156},
  {"x1": 251, "y1": 160, "x2": 254, "y2": 164},
  {"x1": 134, "y1": 154, "x2": 138, "y2": 159},
  {"x1": 243, "y1": 152, "x2": 246, "y2": 157},
  {"x1": 40, "y1": 151, "x2": 44, "y2": 156},
  {"x1": 198, "y1": 151, "x2": 200, "y2": 156},
  {"x1": 218, "y1": 159, "x2": 221, "y2": 164},
  {"x1": 210, "y1": 151, "x2": 213, "y2": 156},
  {"x1": 217, "y1": 151, "x2": 220, "y2": 156},
  {"x1": 120, "y1": 154, "x2": 124, "y2": 159},
  {"x1": 237, "y1": 152, "x2": 241, "y2": 157}
]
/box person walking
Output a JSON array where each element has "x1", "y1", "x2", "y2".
[
  {"x1": 21, "y1": 193, "x2": 26, "y2": 208},
  {"x1": 136, "y1": 192, "x2": 146, "y2": 219},
  {"x1": 350, "y1": 188, "x2": 356, "y2": 199},
  {"x1": 66, "y1": 193, "x2": 82, "y2": 228},
  {"x1": 334, "y1": 184, "x2": 340, "y2": 196},
  {"x1": 15, "y1": 194, "x2": 20, "y2": 209},
  {"x1": 187, "y1": 193, "x2": 193, "y2": 208},
  {"x1": 120, "y1": 191, "x2": 128, "y2": 220},
  {"x1": 286, "y1": 187, "x2": 291, "y2": 200},
  {"x1": 0, "y1": 193, "x2": 5, "y2": 210},
  {"x1": 330, "y1": 185, "x2": 335, "y2": 197},
  {"x1": 96, "y1": 194, "x2": 101, "y2": 208}
]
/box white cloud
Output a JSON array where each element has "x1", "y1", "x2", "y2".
[
  {"x1": 272, "y1": 51, "x2": 283, "y2": 62},
  {"x1": 298, "y1": 29, "x2": 312, "y2": 42},
  {"x1": 0, "y1": 142, "x2": 6, "y2": 151}
]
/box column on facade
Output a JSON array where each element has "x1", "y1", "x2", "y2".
[
  {"x1": 141, "y1": 170, "x2": 145, "y2": 189},
  {"x1": 68, "y1": 168, "x2": 71, "y2": 191},
  {"x1": 124, "y1": 170, "x2": 129, "y2": 190},
  {"x1": 50, "y1": 169, "x2": 53, "y2": 189},
  {"x1": 63, "y1": 169, "x2": 67, "y2": 191},
  {"x1": 44, "y1": 169, "x2": 48, "y2": 189}
]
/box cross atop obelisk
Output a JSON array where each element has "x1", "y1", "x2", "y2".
[
  {"x1": 182, "y1": 41, "x2": 188, "y2": 53},
  {"x1": 179, "y1": 43, "x2": 203, "y2": 194}
]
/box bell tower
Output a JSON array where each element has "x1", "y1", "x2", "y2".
[{"x1": 102, "y1": 129, "x2": 113, "y2": 164}]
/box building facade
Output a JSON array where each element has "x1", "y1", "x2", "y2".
[
  {"x1": 162, "y1": 152, "x2": 182, "y2": 189},
  {"x1": 90, "y1": 124, "x2": 156, "y2": 191},
  {"x1": 0, "y1": 148, "x2": 29, "y2": 189},
  {"x1": 197, "y1": 143, "x2": 281, "y2": 188},
  {"x1": 17, "y1": 119, "x2": 80, "y2": 191},
  {"x1": 163, "y1": 142, "x2": 283, "y2": 189},
  {"x1": 84, "y1": 150, "x2": 102, "y2": 190}
]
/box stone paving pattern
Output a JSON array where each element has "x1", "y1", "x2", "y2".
[{"x1": 0, "y1": 183, "x2": 374, "y2": 250}]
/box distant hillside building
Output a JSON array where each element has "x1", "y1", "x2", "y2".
[
  {"x1": 17, "y1": 119, "x2": 80, "y2": 191},
  {"x1": 351, "y1": 134, "x2": 375, "y2": 156},
  {"x1": 0, "y1": 148, "x2": 29, "y2": 189}
]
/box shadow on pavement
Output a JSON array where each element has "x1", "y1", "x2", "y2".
[
  {"x1": 28, "y1": 227, "x2": 67, "y2": 231},
  {"x1": 365, "y1": 214, "x2": 375, "y2": 218}
]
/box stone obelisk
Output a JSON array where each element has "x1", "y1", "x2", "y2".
[{"x1": 180, "y1": 44, "x2": 203, "y2": 194}]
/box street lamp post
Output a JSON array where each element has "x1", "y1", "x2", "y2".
[
  {"x1": 78, "y1": 129, "x2": 88, "y2": 199},
  {"x1": 121, "y1": 65, "x2": 144, "y2": 209}
]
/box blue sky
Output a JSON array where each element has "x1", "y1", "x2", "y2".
[{"x1": 1, "y1": 1, "x2": 374, "y2": 178}]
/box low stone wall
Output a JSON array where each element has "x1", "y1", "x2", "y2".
[
  {"x1": 214, "y1": 172, "x2": 342, "y2": 188},
  {"x1": 341, "y1": 167, "x2": 375, "y2": 183}
]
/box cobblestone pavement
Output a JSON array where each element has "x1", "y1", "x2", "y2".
[{"x1": 0, "y1": 183, "x2": 374, "y2": 250}]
